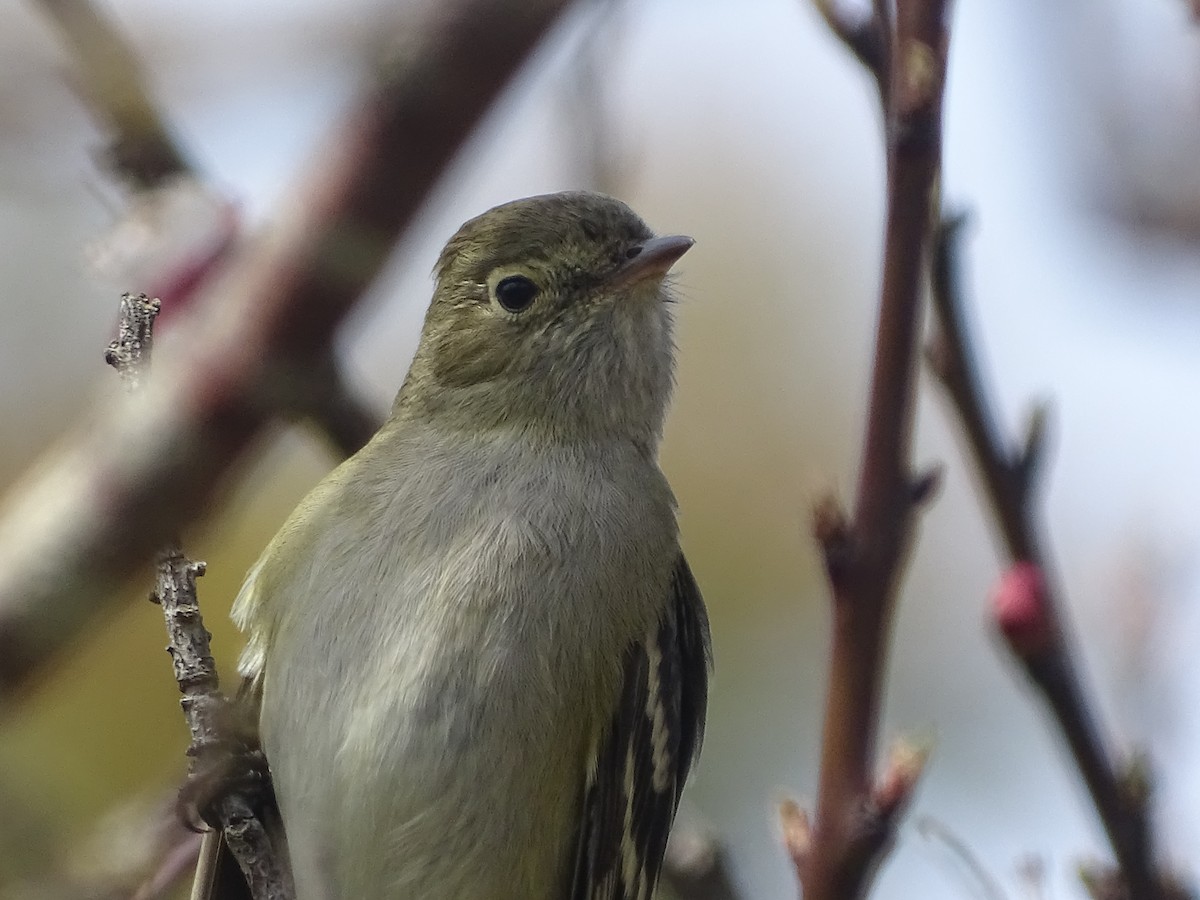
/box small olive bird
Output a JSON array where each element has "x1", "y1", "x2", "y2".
[{"x1": 198, "y1": 192, "x2": 711, "y2": 900}]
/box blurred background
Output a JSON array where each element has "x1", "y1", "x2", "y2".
[{"x1": 2, "y1": 0, "x2": 1200, "y2": 897}]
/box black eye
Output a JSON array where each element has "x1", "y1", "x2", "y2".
[{"x1": 494, "y1": 275, "x2": 539, "y2": 313}]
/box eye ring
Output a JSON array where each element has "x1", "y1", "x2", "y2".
[{"x1": 494, "y1": 275, "x2": 539, "y2": 313}]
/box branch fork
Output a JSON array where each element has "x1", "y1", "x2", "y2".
[{"x1": 785, "y1": 738, "x2": 930, "y2": 896}]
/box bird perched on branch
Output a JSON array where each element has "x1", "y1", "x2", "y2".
[{"x1": 203, "y1": 191, "x2": 711, "y2": 900}]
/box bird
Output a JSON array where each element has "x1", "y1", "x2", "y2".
[{"x1": 202, "y1": 191, "x2": 711, "y2": 900}]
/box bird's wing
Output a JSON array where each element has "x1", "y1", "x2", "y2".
[{"x1": 569, "y1": 554, "x2": 712, "y2": 900}]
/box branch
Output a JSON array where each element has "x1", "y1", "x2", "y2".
[
  {"x1": 925, "y1": 214, "x2": 1042, "y2": 560},
  {"x1": 156, "y1": 543, "x2": 290, "y2": 900},
  {"x1": 33, "y1": 0, "x2": 191, "y2": 188},
  {"x1": 0, "y1": 0, "x2": 571, "y2": 702},
  {"x1": 0, "y1": 790, "x2": 201, "y2": 900},
  {"x1": 811, "y1": 0, "x2": 891, "y2": 107},
  {"x1": 796, "y1": 2, "x2": 951, "y2": 898},
  {"x1": 928, "y1": 217, "x2": 1184, "y2": 900},
  {"x1": 105, "y1": 294, "x2": 290, "y2": 899},
  {"x1": 284, "y1": 351, "x2": 382, "y2": 458}
]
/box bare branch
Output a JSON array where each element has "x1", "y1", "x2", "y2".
[
  {"x1": 155, "y1": 543, "x2": 290, "y2": 900},
  {"x1": 33, "y1": 0, "x2": 191, "y2": 188},
  {"x1": 103, "y1": 295, "x2": 289, "y2": 898},
  {"x1": 799, "y1": 1, "x2": 951, "y2": 897},
  {"x1": 811, "y1": 0, "x2": 890, "y2": 99},
  {"x1": 284, "y1": 352, "x2": 383, "y2": 458},
  {"x1": 929, "y1": 217, "x2": 1185, "y2": 900},
  {"x1": 0, "y1": 0, "x2": 571, "y2": 701}
]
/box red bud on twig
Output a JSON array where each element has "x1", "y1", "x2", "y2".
[{"x1": 991, "y1": 562, "x2": 1053, "y2": 657}]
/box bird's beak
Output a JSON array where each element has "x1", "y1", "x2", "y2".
[{"x1": 608, "y1": 234, "x2": 695, "y2": 289}]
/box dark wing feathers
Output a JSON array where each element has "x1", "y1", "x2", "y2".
[
  {"x1": 671, "y1": 557, "x2": 710, "y2": 787},
  {"x1": 571, "y1": 554, "x2": 712, "y2": 900}
]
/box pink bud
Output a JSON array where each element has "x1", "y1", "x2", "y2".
[{"x1": 991, "y1": 562, "x2": 1052, "y2": 655}]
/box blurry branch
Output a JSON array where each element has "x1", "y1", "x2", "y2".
[
  {"x1": 34, "y1": 0, "x2": 383, "y2": 453},
  {"x1": 33, "y1": 0, "x2": 190, "y2": 188},
  {"x1": 928, "y1": 218, "x2": 1189, "y2": 900},
  {"x1": 0, "y1": 0, "x2": 572, "y2": 703},
  {"x1": 0, "y1": 792, "x2": 201, "y2": 900},
  {"x1": 662, "y1": 828, "x2": 741, "y2": 900},
  {"x1": 106, "y1": 292, "x2": 290, "y2": 899},
  {"x1": 1018, "y1": 856, "x2": 1049, "y2": 900},
  {"x1": 131, "y1": 830, "x2": 203, "y2": 900},
  {"x1": 926, "y1": 216, "x2": 1045, "y2": 563},
  {"x1": 812, "y1": 0, "x2": 890, "y2": 101},
  {"x1": 1079, "y1": 863, "x2": 1193, "y2": 900},
  {"x1": 283, "y1": 350, "x2": 381, "y2": 459},
  {"x1": 792, "y1": 1, "x2": 950, "y2": 898}
]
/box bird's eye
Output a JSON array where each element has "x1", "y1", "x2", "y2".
[{"x1": 494, "y1": 275, "x2": 539, "y2": 313}]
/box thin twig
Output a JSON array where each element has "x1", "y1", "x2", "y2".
[
  {"x1": 106, "y1": 293, "x2": 291, "y2": 899},
  {"x1": 811, "y1": 0, "x2": 891, "y2": 107},
  {"x1": 916, "y1": 815, "x2": 1008, "y2": 900},
  {"x1": 927, "y1": 217, "x2": 1182, "y2": 900},
  {"x1": 131, "y1": 831, "x2": 205, "y2": 900},
  {"x1": 0, "y1": 0, "x2": 571, "y2": 702},
  {"x1": 157, "y1": 544, "x2": 290, "y2": 900},
  {"x1": 794, "y1": 1, "x2": 952, "y2": 898}
]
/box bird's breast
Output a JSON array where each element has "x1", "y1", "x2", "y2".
[{"x1": 255, "y1": 427, "x2": 679, "y2": 899}]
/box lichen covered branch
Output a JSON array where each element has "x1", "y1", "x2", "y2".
[{"x1": 104, "y1": 294, "x2": 289, "y2": 899}]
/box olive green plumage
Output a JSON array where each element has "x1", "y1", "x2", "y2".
[{"x1": 226, "y1": 192, "x2": 710, "y2": 900}]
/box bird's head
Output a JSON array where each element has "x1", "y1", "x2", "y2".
[{"x1": 397, "y1": 192, "x2": 692, "y2": 445}]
